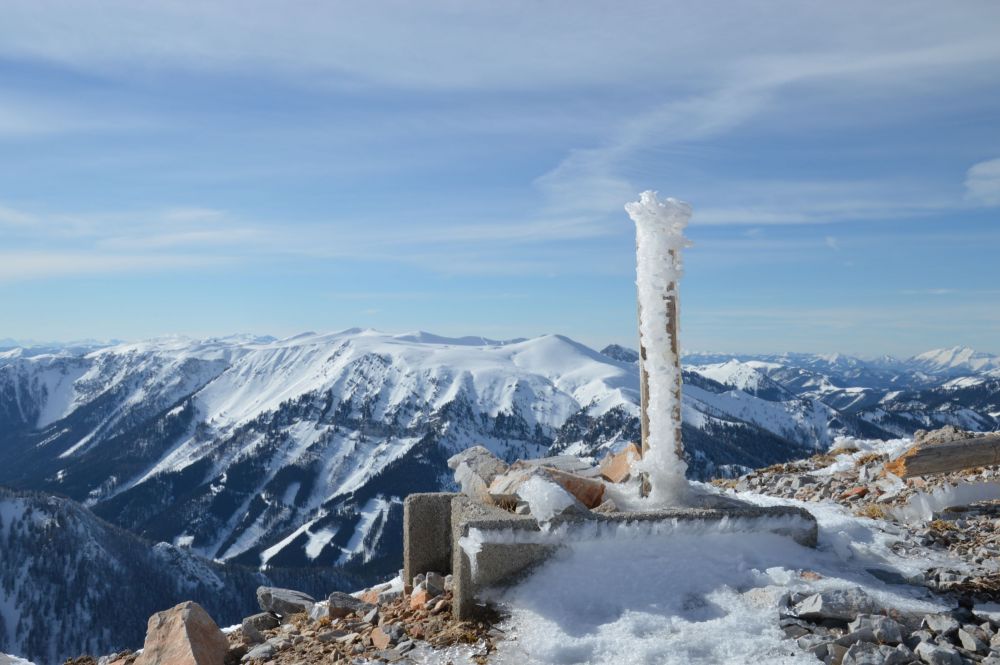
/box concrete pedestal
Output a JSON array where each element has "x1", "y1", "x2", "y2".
[{"x1": 402, "y1": 492, "x2": 818, "y2": 620}]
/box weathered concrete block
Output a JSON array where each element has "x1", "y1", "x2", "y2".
[
  {"x1": 450, "y1": 495, "x2": 557, "y2": 620},
  {"x1": 403, "y1": 492, "x2": 457, "y2": 584},
  {"x1": 405, "y1": 490, "x2": 819, "y2": 621},
  {"x1": 449, "y1": 495, "x2": 818, "y2": 620}
]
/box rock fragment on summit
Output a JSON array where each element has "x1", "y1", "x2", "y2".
[
  {"x1": 256, "y1": 587, "x2": 315, "y2": 620},
  {"x1": 793, "y1": 588, "x2": 879, "y2": 622},
  {"x1": 447, "y1": 446, "x2": 509, "y2": 499},
  {"x1": 488, "y1": 464, "x2": 605, "y2": 510},
  {"x1": 133, "y1": 601, "x2": 228, "y2": 665},
  {"x1": 599, "y1": 442, "x2": 642, "y2": 483},
  {"x1": 241, "y1": 613, "x2": 279, "y2": 645},
  {"x1": 326, "y1": 591, "x2": 374, "y2": 619}
]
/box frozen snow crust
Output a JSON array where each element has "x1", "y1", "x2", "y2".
[
  {"x1": 486, "y1": 482, "x2": 949, "y2": 665},
  {"x1": 471, "y1": 432, "x2": 1000, "y2": 664},
  {"x1": 626, "y1": 191, "x2": 693, "y2": 504}
]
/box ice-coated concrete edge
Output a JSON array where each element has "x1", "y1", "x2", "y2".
[
  {"x1": 402, "y1": 492, "x2": 819, "y2": 620},
  {"x1": 450, "y1": 494, "x2": 559, "y2": 620},
  {"x1": 403, "y1": 492, "x2": 458, "y2": 586},
  {"x1": 568, "y1": 504, "x2": 819, "y2": 548}
]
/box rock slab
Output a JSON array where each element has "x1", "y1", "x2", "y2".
[
  {"x1": 134, "y1": 601, "x2": 228, "y2": 665},
  {"x1": 256, "y1": 586, "x2": 315, "y2": 619}
]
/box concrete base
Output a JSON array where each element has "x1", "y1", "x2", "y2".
[
  {"x1": 403, "y1": 492, "x2": 819, "y2": 620},
  {"x1": 450, "y1": 495, "x2": 558, "y2": 620},
  {"x1": 403, "y1": 493, "x2": 455, "y2": 585}
]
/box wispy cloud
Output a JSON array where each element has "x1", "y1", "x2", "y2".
[
  {"x1": 0, "y1": 204, "x2": 37, "y2": 225},
  {"x1": 0, "y1": 251, "x2": 228, "y2": 281},
  {"x1": 0, "y1": 200, "x2": 261, "y2": 279},
  {"x1": 899, "y1": 288, "x2": 957, "y2": 296},
  {"x1": 533, "y1": 34, "x2": 1000, "y2": 226},
  {"x1": 965, "y1": 158, "x2": 1000, "y2": 206}
]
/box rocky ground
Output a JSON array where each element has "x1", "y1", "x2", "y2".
[
  {"x1": 711, "y1": 426, "x2": 1000, "y2": 664},
  {"x1": 715, "y1": 427, "x2": 1000, "y2": 603},
  {"x1": 777, "y1": 587, "x2": 1000, "y2": 665},
  {"x1": 64, "y1": 426, "x2": 1000, "y2": 665},
  {"x1": 71, "y1": 577, "x2": 502, "y2": 665},
  {"x1": 230, "y1": 579, "x2": 502, "y2": 665}
]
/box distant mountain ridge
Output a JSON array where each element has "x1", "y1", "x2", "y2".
[
  {"x1": 0, "y1": 331, "x2": 995, "y2": 588},
  {"x1": 0, "y1": 485, "x2": 355, "y2": 664}
]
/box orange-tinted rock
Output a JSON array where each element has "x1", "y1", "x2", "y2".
[
  {"x1": 599, "y1": 443, "x2": 641, "y2": 483},
  {"x1": 133, "y1": 601, "x2": 228, "y2": 665},
  {"x1": 410, "y1": 588, "x2": 431, "y2": 610},
  {"x1": 490, "y1": 465, "x2": 606, "y2": 509},
  {"x1": 359, "y1": 590, "x2": 380, "y2": 605},
  {"x1": 371, "y1": 626, "x2": 392, "y2": 650},
  {"x1": 542, "y1": 467, "x2": 606, "y2": 509},
  {"x1": 839, "y1": 486, "x2": 869, "y2": 500}
]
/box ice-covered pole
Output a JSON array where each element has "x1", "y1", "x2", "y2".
[{"x1": 625, "y1": 190, "x2": 692, "y2": 504}]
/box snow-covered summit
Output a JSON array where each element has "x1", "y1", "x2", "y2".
[
  {"x1": 689, "y1": 359, "x2": 794, "y2": 402},
  {"x1": 907, "y1": 346, "x2": 1000, "y2": 374}
]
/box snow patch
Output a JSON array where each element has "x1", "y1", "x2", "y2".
[
  {"x1": 516, "y1": 476, "x2": 577, "y2": 523},
  {"x1": 0, "y1": 654, "x2": 36, "y2": 665},
  {"x1": 490, "y1": 493, "x2": 944, "y2": 665}
]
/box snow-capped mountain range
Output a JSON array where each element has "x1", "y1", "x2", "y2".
[{"x1": 0, "y1": 332, "x2": 996, "y2": 587}]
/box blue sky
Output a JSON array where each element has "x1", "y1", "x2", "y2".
[{"x1": 1, "y1": 1, "x2": 998, "y2": 356}]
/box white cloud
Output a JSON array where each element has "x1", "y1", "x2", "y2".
[
  {"x1": 900, "y1": 288, "x2": 956, "y2": 295},
  {"x1": 965, "y1": 158, "x2": 1000, "y2": 205},
  {"x1": 1, "y1": 1, "x2": 998, "y2": 92},
  {"x1": 0, "y1": 204, "x2": 37, "y2": 226},
  {"x1": 529, "y1": 21, "x2": 1000, "y2": 225},
  {"x1": 0, "y1": 251, "x2": 226, "y2": 281},
  {"x1": 0, "y1": 201, "x2": 261, "y2": 280}
]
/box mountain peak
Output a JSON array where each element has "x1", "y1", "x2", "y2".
[
  {"x1": 600, "y1": 344, "x2": 640, "y2": 364},
  {"x1": 909, "y1": 346, "x2": 998, "y2": 373}
]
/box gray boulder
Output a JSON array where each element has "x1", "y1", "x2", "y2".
[
  {"x1": 921, "y1": 614, "x2": 960, "y2": 638},
  {"x1": 308, "y1": 603, "x2": 330, "y2": 621},
  {"x1": 447, "y1": 446, "x2": 508, "y2": 499},
  {"x1": 327, "y1": 591, "x2": 376, "y2": 619},
  {"x1": 794, "y1": 588, "x2": 878, "y2": 622},
  {"x1": 907, "y1": 630, "x2": 935, "y2": 648},
  {"x1": 241, "y1": 612, "x2": 279, "y2": 644},
  {"x1": 842, "y1": 642, "x2": 897, "y2": 665},
  {"x1": 848, "y1": 614, "x2": 905, "y2": 645},
  {"x1": 958, "y1": 627, "x2": 988, "y2": 654},
  {"x1": 256, "y1": 586, "x2": 315, "y2": 619},
  {"x1": 241, "y1": 642, "x2": 275, "y2": 663},
  {"x1": 425, "y1": 572, "x2": 446, "y2": 596},
  {"x1": 885, "y1": 644, "x2": 917, "y2": 665},
  {"x1": 914, "y1": 641, "x2": 962, "y2": 665},
  {"x1": 836, "y1": 628, "x2": 876, "y2": 648}
]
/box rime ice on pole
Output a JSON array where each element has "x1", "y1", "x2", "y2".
[{"x1": 625, "y1": 190, "x2": 693, "y2": 505}]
